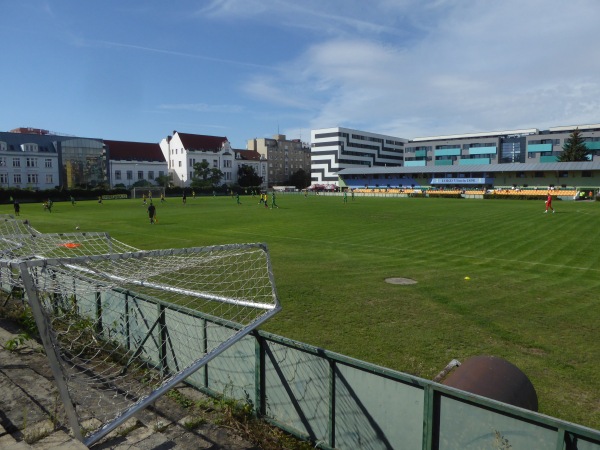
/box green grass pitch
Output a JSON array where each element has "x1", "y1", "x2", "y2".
[{"x1": 6, "y1": 193, "x2": 600, "y2": 429}]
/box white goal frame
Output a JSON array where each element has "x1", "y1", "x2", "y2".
[
  {"x1": 131, "y1": 186, "x2": 165, "y2": 199},
  {"x1": 0, "y1": 217, "x2": 281, "y2": 446}
]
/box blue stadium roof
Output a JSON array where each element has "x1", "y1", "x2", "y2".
[{"x1": 338, "y1": 161, "x2": 600, "y2": 176}]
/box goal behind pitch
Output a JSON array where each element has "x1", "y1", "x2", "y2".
[{"x1": 131, "y1": 186, "x2": 165, "y2": 199}]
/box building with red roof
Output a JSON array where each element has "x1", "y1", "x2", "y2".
[
  {"x1": 104, "y1": 140, "x2": 167, "y2": 188},
  {"x1": 160, "y1": 131, "x2": 254, "y2": 188},
  {"x1": 234, "y1": 149, "x2": 268, "y2": 189}
]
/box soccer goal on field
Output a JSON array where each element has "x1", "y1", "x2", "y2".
[
  {"x1": 131, "y1": 186, "x2": 165, "y2": 199},
  {"x1": 0, "y1": 216, "x2": 281, "y2": 447}
]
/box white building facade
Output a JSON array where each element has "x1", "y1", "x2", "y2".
[
  {"x1": 104, "y1": 140, "x2": 167, "y2": 188},
  {"x1": 0, "y1": 132, "x2": 61, "y2": 190},
  {"x1": 234, "y1": 149, "x2": 269, "y2": 189},
  {"x1": 160, "y1": 131, "x2": 235, "y2": 187}
]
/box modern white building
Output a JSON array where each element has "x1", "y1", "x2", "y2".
[
  {"x1": 336, "y1": 123, "x2": 600, "y2": 190},
  {"x1": 310, "y1": 127, "x2": 408, "y2": 188}
]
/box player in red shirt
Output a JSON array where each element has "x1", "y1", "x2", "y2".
[{"x1": 544, "y1": 193, "x2": 555, "y2": 213}]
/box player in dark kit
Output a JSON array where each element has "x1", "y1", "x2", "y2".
[{"x1": 148, "y1": 202, "x2": 156, "y2": 224}]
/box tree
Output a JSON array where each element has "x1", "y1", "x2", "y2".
[
  {"x1": 155, "y1": 174, "x2": 171, "y2": 188},
  {"x1": 237, "y1": 165, "x2": 263, "y2": 188},
  {"x1": 558, "y1": 128, "x2": 590, "y2": 162},
  {"x1": 131, "y1": 179, "x2": 152, "y2": 188},
  {"x1": 191, "y1": 161, "x2": 224, "y2": 188},
  {"x1": 287, "y1": 168, "x2": 311, "y2": 189}
]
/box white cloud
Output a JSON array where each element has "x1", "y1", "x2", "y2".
[{"x1": 243, "y1": 0, "x2": 600, "y2": 138}]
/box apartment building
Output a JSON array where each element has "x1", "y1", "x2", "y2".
[{"x1": 247, "y1": 134, "x2": 310, "y2": 187}]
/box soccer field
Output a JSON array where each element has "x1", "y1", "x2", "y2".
[{"x1": 7, "y1": 193, "x2": 600, "y2": 430}]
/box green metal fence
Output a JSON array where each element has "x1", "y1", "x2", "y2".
[{"x1": 4, "y1": 274, "x2": 600, "y2": 449}]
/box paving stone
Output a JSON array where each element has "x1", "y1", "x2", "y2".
[
  {"x1": 0, "y1": 318, "x2": 259, "y2": 450},
  {"x1": 0, "y1": 432, "x2": 32, "y2": 449},
  {"x1": 31, "y1": 429, "x2": 88, "y2": 449},
  {"x1": 22, "y1": 419, "x2": 55, "y2": 445}
]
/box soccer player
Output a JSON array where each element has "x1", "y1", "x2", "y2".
[
  {"x1": 148, "y1": 202, "x2": 156, "y2": 224},
  {"x1": 545, "y1": 193, "x2": 555, "y2": 213}
]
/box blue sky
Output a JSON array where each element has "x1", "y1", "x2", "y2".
[{"x1": 2, "y1": 0, "x2": 599, "y2": 148}]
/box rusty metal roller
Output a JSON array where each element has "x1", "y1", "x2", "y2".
[{"x1": 442, "y1": 355, "x2": 538, "y2": 412}]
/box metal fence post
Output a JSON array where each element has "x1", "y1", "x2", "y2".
[
  {"x1": 125, "y1": 293, "x2": 130, "y2": 351},
  {"x1": 254, "y1": 332, "x2": 266, "y2": 417},
  {"x1": 95, "y1": 290, "x2": 103, "y2": 335},
  {"x1": 328, "y1": 359, "x2": 336, "y2": 448},
  {"x1": 422, "y1": 384, "x2": 436, "y2": 450},
  {"x1": 202, "y1": 317, "x2": 208, "y2": 388},
  {"x1": 158, "y1": 304, "x2": 168, "y2": 376}
]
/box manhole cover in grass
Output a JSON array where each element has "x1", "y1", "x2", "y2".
[{"x1": 385, "y1": 277, "x2": 417, "y2": 285}]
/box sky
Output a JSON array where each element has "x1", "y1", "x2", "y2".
[{"x1": 2, "y1": 0, "x2": 599, "y2": 149}]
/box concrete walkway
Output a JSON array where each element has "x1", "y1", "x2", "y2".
[{"x1": 0, "y1": 317, "x2": 258, "y2": 449}]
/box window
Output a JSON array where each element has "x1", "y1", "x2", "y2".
[
  {"x1": 582, "y1": 171, "x2": 592, "y2": 177},
  {"x1": 12, "y1": 158, "x2": 20, "y2": 167},
  {"x1": 213, "y1": 159, "x2": 218, "y2": 168},
  {"x1": 126, "y1": 170, "x2": 133, "y2": 180},
  {"x1": 26, "y1": 157, "x2": 37, "y2": 168},
  {"x1": 148, "y1": 171, "x2": 154, "y2": 180},
  {"x1": 178, "y1": 161, "x2": 182, "y2": 167},
  {"x1": 46, "y1": 174, "x2": 53, "y2": 184},
  {"x1": 0, "y1": 174, "x2": 7, "y2": 183},
  {"x1": 27, "y1": 173, "x2": 38, "y2": 184},
  {"x1": 45, "y1": 158, "x2": 52, "y2": 168},
  {"x1": 0, "y1": 157, "x2": 5, "y2": 166},
  {"x1": 13, "y1": 174, "x2": 21, "y2": 184},
  {"x1": 115, "y1": 170, "x2": 122, "y2": 180},
  {"x1": 137, "y1": 170, "x2": 144, "y2": 180},
  {"x1": 159, "y1": 171, "x2": 164, "y2": 177}
]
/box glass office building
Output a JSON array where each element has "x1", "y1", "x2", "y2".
[{"x1": 58, "y1": 138, "x2": 107, "y2": 189}]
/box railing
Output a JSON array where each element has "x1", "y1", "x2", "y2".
[{"x1": 5, "y1": 277, "x2": 596, "y2": 449}]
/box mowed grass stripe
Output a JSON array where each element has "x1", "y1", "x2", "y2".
[{"x1": 7, "y1": 194, "x2": 600, "y2": 429}]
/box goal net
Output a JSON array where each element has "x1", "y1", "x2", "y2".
[
  {"x1": 131, "y1": 186, "x2": 165, "y2": 199},
  {"x1": 0, "y1": 216, "x2": 280, "y2": 446}
]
